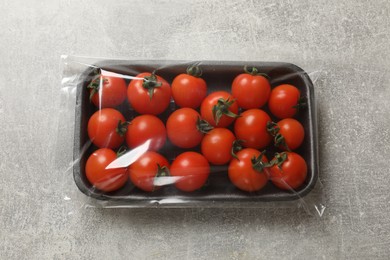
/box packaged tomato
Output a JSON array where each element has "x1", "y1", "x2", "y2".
[{"x1": 61, "y1": 56, "x2": 325, "y2": 216}]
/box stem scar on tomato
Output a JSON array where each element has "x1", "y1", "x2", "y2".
[
  {"x1": 212, "y1": 98, "x2": 240, "y2": 126},
  {"x1": 142, "y1": 72, "x2": 162, "y2": 100}
]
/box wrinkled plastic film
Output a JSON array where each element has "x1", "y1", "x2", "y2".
[{"x1": 59, "y1": 55, "x2": 325, "y2": 216}]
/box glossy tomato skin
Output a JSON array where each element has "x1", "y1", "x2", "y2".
[
  {"x1": 85, "y1": 148, "x2": 128, "y2": 192},
  {"x1": 231, "y1": 74, "x2": 271, "y2": 109},
  {"x1": 170, "y1": 152, "x2": 210, "y2": 192},
  {"x1": 200, "y1": 91, "x2": 239, "y2": 127},
  {"x1": 90, "y1": 75, "x2": 127, "y2": 108},
  {"x1": 268, "y1": 84, "x2": 301, "y2": 119},
  {"x1": 172, "y1": 74, "x2": 207, "y2": 109},
  {"x1": 269, "y1": 152, "x2": 307, "y2": 190},
  {"x1": 228, "y1": 148, "x2": 268, "y2": 192},
  {"x1": 201, "y1": 128, "x2": 236, "y2": 165},
  {"x1": 277, "y1": 118, "x2": 305, "y2": 150},
  {"x1": 128, "y1": 151, "x2": 169, "y2": 192},
  {"x1": 127, "y1": 72, "x2": 171, "y2": 115},
  {"x1": 234, "y1": 109, "x2": 272, "y2": 149},
  {"x1": 126, "y1": 115, "x2": 166, "y2": 151},
  {"x1": 166, "y1": 108, "x2": 204, "y2": 149},
  {"x1": 88, "y1": 108, "x2": 126, "y2": 149}
]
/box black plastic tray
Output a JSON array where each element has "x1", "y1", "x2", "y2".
[{"x1": 73, "y1": 60, "x2": 318, "y2": 205}]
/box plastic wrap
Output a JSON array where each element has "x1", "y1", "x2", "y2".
[{"x1": 59, "y1": 55, "x2": 325, "y2": 216}]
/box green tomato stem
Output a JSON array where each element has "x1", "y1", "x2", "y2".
[
  {"x1": 186, "y1": 65, "x2": 203, "y2": 77},
  {"x1": 212, "y1": 98, "x2": 240, "y2": 126},
  {"x1": 142, "y1": 73, "x2": 162, "y2": 100},
  {"x1": 116, "y1": 120, "x2": 129, "y2": 137},
  {"x1": 251, "y1": 150, "x2": 269, "y2": 172},
  {"x1": 243, "y1": 65, "x2": 270, "y2": 79}
]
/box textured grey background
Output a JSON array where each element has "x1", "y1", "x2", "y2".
[{"x1": 1, "y1": 0, "x2": 390, "y2": 259}]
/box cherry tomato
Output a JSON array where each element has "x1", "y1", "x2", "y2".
[
  {"x1": 127, "y1": 72, "x2": 171, "y2": 115},
  {"x1": 85, "y1": 148, "x2": 128, "y2": 192},
  {"x1": 172, "y1": 66, "x2": 207, "y2": 109},
  {"x1": 200, "y1": 91, "x2": 239, "y2": 127},
  {"x1": 128, "y1": 151, "x2": 170, "y2": 192},
  {"x1": 268, "y1": 84, "x2": 303, "y2": 119},
  {"x1": 269, "y1": 152, "x2": 307, "y2": 190},
  {"x1": 234, "y1": 109, "x2": 272, "y2": 149},
  {"x1": 126, "y1": 115, "x2": 166, "y2": 151},
  {"x1": 228, "y1": 148, "x2": 269, "y2": 192},
  {"x1": 166, "y1": 108, "x2": 211, "y2": 149},
  {"x1": 170, "y1": 152, "x2": 210, "y2": 192},
  {"x1": 269, "y1": 118, "x2": 304, "y2": 150},
  {"x1": 87, "y1": 108, "x2": 127, "y2": 149},
  {"x1": 231, "y1": 68, "x2": 271, "y2": 109},
  {"x1": 201, "y1": 128, "x2": 236, "y2": 165},
  {"x1": 88, "y1": 74, "x2": 127, "y2": 108}
]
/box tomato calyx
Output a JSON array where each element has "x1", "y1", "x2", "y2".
[
  {"x1": 142, "y1": 73, "x2": 162, "y2": 100},
  {"x1": 115, "y1": 120, "x2": 129, "y2": 137},
  {"x1": 292, "y1": 96, "x2": 307, "y2": 112},
  {"x1": 266, "y1": 121, "x2": 291, "y2": 151},
  {"x1": 212, "y1": 98, "x2": 240, "y2": 125},
  {"x1": 150, "y1": 164, "x2": 170, "y2": 191},
  {"x1": 274, "y1": 133, "x2": 290, "y2": 151},
  {"x1": 251, "y1": 150, "x2": 268, "y2": 172},
  {"x1": 87, "y1": 76, "x2": 109, "y2": 101},
  {"x1": 156, "y1": 164, "x2": 170, "y2": 177},
  {"x1": 231, "y1": 140, "x2": 244, "y2": 160},
  {"x1": 196, "y1": 117, "x2": 214, "y2": 134},
  {"x1": 186, "y1": 65, "x2": 202, "y2": 77},
  {"x1": 266, "y1": 121, "x2": 279, "y2": 136},
  {"x1": 269, "y1": 152, "x2": 288, "y2": 169},
  {"x1": 244, "y1": 65, "x2": 270, "y2": 79},
  {"x1": 116, "y1": 146, "x2": 127, "y2": 157}
]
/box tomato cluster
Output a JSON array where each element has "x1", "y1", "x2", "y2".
[{"x1": 84, "y1": 66, "x2": 308, "y2": 194}]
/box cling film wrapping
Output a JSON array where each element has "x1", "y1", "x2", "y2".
[{"x1": 58, "y1": 55, "x2": 325, "y2": 216}]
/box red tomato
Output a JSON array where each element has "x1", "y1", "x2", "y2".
[
  {"x1": 85, "y1": 148, "x2": 128, "y2": 192},
  {"x1": 128, "y1": 151, "x2": 170, "y2": 192},
  {"x1": 228, "y1": 148, "x2": 269, "y2": 192},
  {"x1": 171, "y1": 66, "x2": 207, "y2": 108},
  {"x1": 88, "y1": 75, "x2": 127, "y2": 108},
  {"x1": 200, "y1": 91, "x2": 239, "y2": 127},
  {"x1": 87, "y1": 108, "x2": 127, "y2": 149},
  {"x1": 201, "y1": 128, "x2": 236, "y2": 165},
  {"x1": 166, "y1": 108, "x2": 211, "y2": 149},
  {"x1": 234, "y1": 109, "x2": 272, "y2": 149},
  {"x1": 126, "y1": 115, "x2": 166, "y2": 151},
  {"x1": 268, "y1": 84, "x2": 303, "y2": 119},
  {"x1": 127, "y1": 72, "x2": 171, "y2": 115},
  {"x1": 231, "y1": 68, "x2": 271, "y2": 109},
  {"x1": 170, "y1": 152, "x2": 210, "y2": 192},
  {"x1": 276, "y1": 118, "x2": 304, "y2": 150},
  {"x1": 269, "y1": 152, "x2": 307, "y2": 190}
]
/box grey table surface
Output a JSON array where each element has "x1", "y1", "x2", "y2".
[{"x1": 1, "y1": 0, "x2": 389, "y2": 259}]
